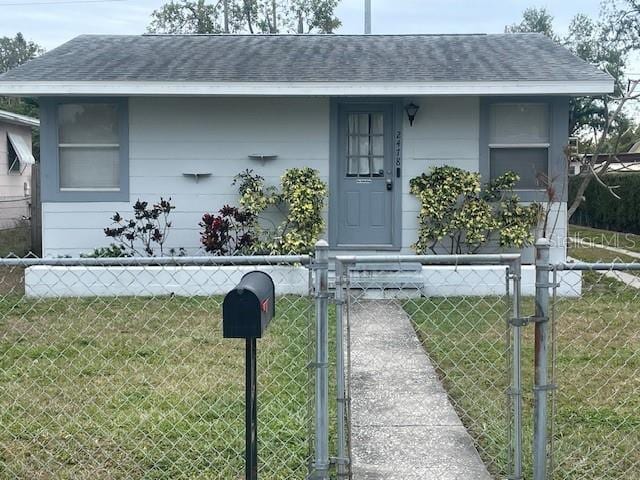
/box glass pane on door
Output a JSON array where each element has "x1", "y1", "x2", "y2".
[{"x1": 346, "y1": 112, "x2": 385, "y2": 178}]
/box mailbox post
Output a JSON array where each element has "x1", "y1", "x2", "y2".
[{"x1": 223, "y1": 271, "x2": 276, "y2": 480}]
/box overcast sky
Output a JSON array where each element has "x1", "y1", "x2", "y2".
[{"x1": 0, "y1": 0, "x2": 605, "y2": 51}]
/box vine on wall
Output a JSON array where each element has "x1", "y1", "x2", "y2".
[
  {"x1": 201, "y1": 168, "x2": 327, "y2": 255},
  {"x1": 409, "y1": 166, "x2": 540, "y2": 254}
]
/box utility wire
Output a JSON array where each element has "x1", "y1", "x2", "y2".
[{"x1": 0, "y1": 0, "x2": 128, "y2": 6}]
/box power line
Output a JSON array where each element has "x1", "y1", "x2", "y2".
[{"x1": 0, "y1": 0, "x2": 128, "y2": 6}]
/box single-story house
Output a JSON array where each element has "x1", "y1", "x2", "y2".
[
  {"x1": 0, "y1": 109, "x2": 38, "y2": 229},
  {"x1": 0, "y1": 34, "x2": 613, "y2": 261}
]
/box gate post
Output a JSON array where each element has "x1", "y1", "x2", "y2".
[
  {"x1": 509, "y1": 257, "x2": 523, "y2": 480},
  {"x1": 533, "y1": 238, "x2": 551, "y2": 480},
  {"x1": 334, "y1": 259, "x2": 348, "y2": 477},
  {"x1": 313, "y1": 240, "x2": 330, "y2": 479}
]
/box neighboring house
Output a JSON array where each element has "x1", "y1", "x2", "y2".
[
  {"x1": 0, "y1": 34, "x2": 613, "y2": 260},
  {"x1": 571, "y1": 141, "x2": 640, "y2": 175},
  {"x1": 0, "y1": 109, "x2": 39, "y2": 229}
]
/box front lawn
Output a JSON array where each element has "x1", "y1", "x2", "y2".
[
  {"x1": 404, "y1": 277, "x2": 640, "y2": 479},
  {"x1": 569, "y1": 245, "x2": 638, "y2": 264},
  {"x1": 0, "y1": 295, "x2": 313, "y2": 479},
  {"x1": 569, "y1": 224, "x2": 640, "y2": 254}
]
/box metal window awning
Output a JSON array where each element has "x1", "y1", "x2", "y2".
[{"x1": 7, "y1": 131, "x2": 35, "y2": 167}]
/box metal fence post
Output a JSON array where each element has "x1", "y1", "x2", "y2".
[
  {"x1": 534, "y1": 238, "x2": 551, "y2": 480},
  {"x1": 334, "y1": 259, "x2": 348, "y2": 478},
  {"x1": 313, "y1": 240, "x2": 330, "y2": 479},
  {"x1": 509, "y1": 258, "x2": 523, "y2": 480}
]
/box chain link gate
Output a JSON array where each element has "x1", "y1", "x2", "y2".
[{"x1": 331, "y1": 253, "x2": 524, "y2": 480}]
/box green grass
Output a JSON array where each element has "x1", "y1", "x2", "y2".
[
  {"x1": 404, "y1": 279, "x2": 640, "y2": 479},
  {"x1": 569, "y1": 245, "x2": 638, "y2": 264},
  {"x1": 0, "y1": 294, "x2": 315, "y2": 479},
  {"x1": 569, "y1": 224, "x2": 640, "y2": 254},
  {"x1": 0, "y1": 225, "x2": 30, "y2": 257}
]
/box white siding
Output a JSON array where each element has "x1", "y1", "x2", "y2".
[
  {"x1": 400, "y1": 96, "x2": 480, "y2": 252},
  {"x1": 43, "y1": 96, "x2": 330, "y2": 256},
  {"x1": 0, "y1": 122, "x2": 32, "y2": 228}
]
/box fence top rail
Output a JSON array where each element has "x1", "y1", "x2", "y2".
[
  {"x1": 0, "y1": 254, "x2": 312, "y2": 267},
  {"x1": 334, "y1": 253, "x2": 521, "y2": 266},
  {"x1": 553, "y1": 261, "x2": 640, "y2": 271}
]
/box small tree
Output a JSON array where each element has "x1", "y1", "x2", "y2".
[
  {"x1": 104, "y1": 198, "x2": 176, "y2": 256},
  {"x1": 199, "y1": 205, "x2": 257, "y2": 255},
  {"x1": 568, "y1": 79, "x2": 640, "y2": 219}
]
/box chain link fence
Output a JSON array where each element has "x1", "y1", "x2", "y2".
[
  {"x1": 0, "y1": 255, "x2": 315, "y2": 479},
  {"x1": 2, "y1": 248, "x2": 637, "y2": 479},
  {"x1": 549, "y1": 262, "x2": 640, "y2": 479}
]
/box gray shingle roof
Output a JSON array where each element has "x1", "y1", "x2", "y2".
[{"x1": 0, "y1": 33, "x2": 611, "y2": 83}]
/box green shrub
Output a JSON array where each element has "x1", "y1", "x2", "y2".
[
  {"x1": 212, "y1": 168, "x2": 328, "y2": 255},
  {"x1": 569, "y1": 173, "x2": 640, "y2": 234},
  {"x1": 409, "y1": 166, "x2": 540, "y2": 254}
]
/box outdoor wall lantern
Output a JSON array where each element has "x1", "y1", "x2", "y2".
[{"x1": 405, "y1": 102, "x2": 420, "y2": 126}]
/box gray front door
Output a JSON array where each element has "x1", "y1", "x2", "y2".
[{"x1": 336, "y1": 103, "x2": 395, "y2": 247}]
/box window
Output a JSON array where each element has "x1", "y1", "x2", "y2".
[
  {"x1": 346, "y1": 112, "x2": 384, "y2": 177},
  {"x1": 58, "y1": 103, "x2": 120, "y2": 191},
  {"x1": 7, "y1": 135, "x2": 19, "y2": 173},
  {"x1": 6, "y1": 132, "x2": 35, "y2": 175},
  {"x1": 489, "y1": 103, "x2": 549, "y2": 189}
]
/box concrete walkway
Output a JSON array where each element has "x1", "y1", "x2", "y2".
[{"x1": 349, "y1": 300, "x2": 491, "y2": 480}]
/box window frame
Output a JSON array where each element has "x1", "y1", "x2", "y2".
[
  {"x1": 488, "y1": 102, "x2": 550, "y2": 191},
  {"x1": 346, "y1": 111, "x2": 386, "y2": 178},
  {"x1": 40, "y1": 97, "x2": 129, "y2": 202},
  {"x1": 7, "y1": 134, "x2": 20, "y2": 174},
  {"x1": 479, "y1": 96, "x2": 569, "y2": 203}
]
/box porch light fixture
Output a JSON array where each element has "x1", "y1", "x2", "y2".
[{"x1": 405, "y1": 102, "x2": 420, "y2": 126}]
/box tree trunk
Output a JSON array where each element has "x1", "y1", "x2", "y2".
[
  {"x1": 271, "y1": 0, "x2": 278, "y2": 33},
  {"x1": 297, "y1": 10, "x2": 304, "y2": 33},
  {"x1": 223, "y1": 0, "x2": 229, "y2": 33},
  {"x1": 244, "y1": 0, "x2": 254, "y2": 33}
]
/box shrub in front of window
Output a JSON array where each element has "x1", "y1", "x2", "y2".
[
  {"x1": 104, "y1": 197, "x2": 175, "y2": 256},
  {"x1": 409, "y1": 166, "x2": 539, "y2": 254},
  {"x1": 199, "y1": 205, "x2": 257, "y2": 256}
]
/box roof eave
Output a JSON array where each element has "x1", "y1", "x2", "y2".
[
  {"x1": 0, "y1": 110, "x2": 40, "y2": 127},
  {"x1": 0, "y1": 80, "x2": 614, "y2": 97}
]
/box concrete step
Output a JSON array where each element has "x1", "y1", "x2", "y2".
[{"x1": 328, "y1": 262, "x2": 424, "y2": 291}]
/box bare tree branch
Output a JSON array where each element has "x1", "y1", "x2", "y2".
[{"x1": 567, "y1": 78, "x2": 640, "y2": 218}]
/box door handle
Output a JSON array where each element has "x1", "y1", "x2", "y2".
[{"x1": 386, "y1": 178, "x2": 392, "y2": 191}]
